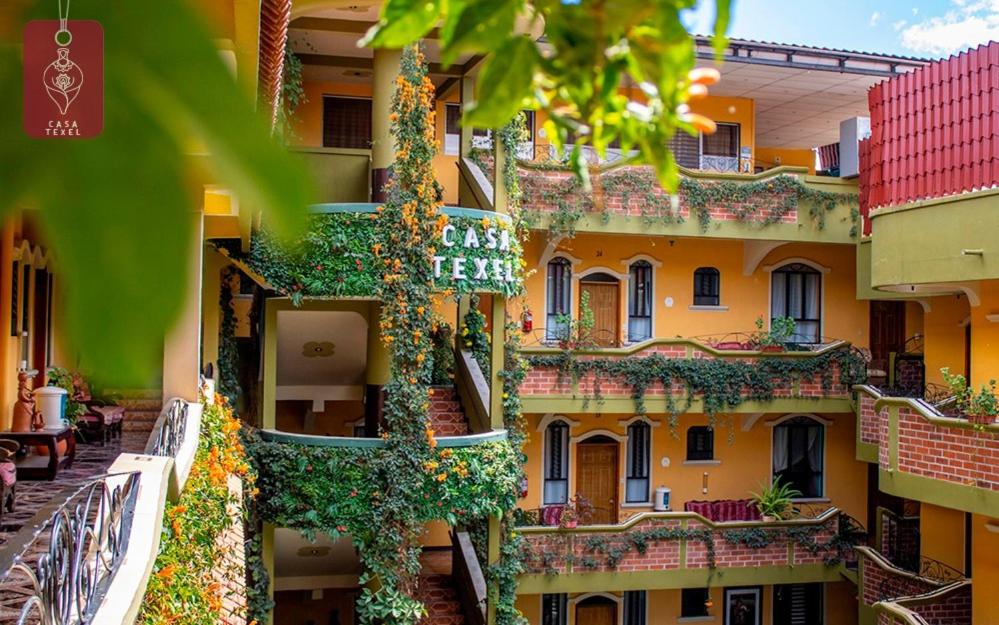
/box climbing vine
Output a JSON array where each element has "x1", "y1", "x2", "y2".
[
  {"x1": 461, "y1": 296, "x2": 491, "y2": 378},
  {"x1": 218, "y1": 268, "x2": 239, "y2": 407},
  {"x1": 525, "y1": 347, "x2": 867, "y2": 431}
]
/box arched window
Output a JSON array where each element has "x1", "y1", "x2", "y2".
[
  {"x1": 772, "y1": 416, "x2": 824, "y2": 498},
  {"x1": 544, "y1": 420, "x2": 569, "y2": 504},
  {"x1": 686, "y1": 426, "x2": 714, "y2": 461},
  {"x1": 693, "y1": 267, "x2": 720, "y2": 306},
  {"x1": 546, "y1": 258, "x2": 572, "y2": 342},
  {"x1": 628, "y1": 261, "x2": 653, "y2": 342},
  {"x1": 626, "y1": 421, "x2": 651, "y2": 503},
  {"x1": 771, "y1": 263, "x2": 821, "y2": 343}
]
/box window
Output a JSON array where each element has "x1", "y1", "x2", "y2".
[
  {"x1": 545, "y1": 258, "x2": 572, "y2": 342},
  {"x1": 702, "y1": 123, "x2": 740, "y2": 157},
  {"x1": 773, "y1": 416, "x2": 824, "y2": 498},
  {"x1": 771, "y1": 263, "x2": 822, "y2": 343},
  {"x1": 322, "y1": 97, "x2": 372, "y2": 149},
  {"x1": 542, "y1": 594, "x2": 567, "y2": 625},
  {"x1": 686, "y1": 426, "x2": 714, "y2": 461},
  {"x1": 626, "y1": 422, "x2": 651, "y2": 503},
  {"x1": 681, "y1": 588, "x2": 710, "y2": 618},
  {"x1": 669, "y1": 132, "x2": 700, "y2": 169},
  {"x1": 693, "y1": 267, "x2": 720, "y2": 306},
  {"x1": 623, "y1": 591, "x2": 646, "y2": 625},
  {"x1": 774, "y1": 583, "x2": 823, "y2": 625},
  {"x1": 544, "y1": 420, "x2": 569, "y2": 504},
  {"x1": 628, "y1": 261, "x2": 653, "y2": 342},
  {"x1": 444, "y1": 103, "x2": 461, "y2": 156}
]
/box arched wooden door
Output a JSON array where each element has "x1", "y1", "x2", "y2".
[
  {"x1": 575, "y1": 437, "x2": 619, "y2": 524},
  {"x1": 576, "y1": 596, "x2": 617, "y2": 625},
  {"x1": 579, "y1": 273, "x2": 620, "y2": 347}
]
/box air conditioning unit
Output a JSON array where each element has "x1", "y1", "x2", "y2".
[{"x1": 839, "y1": 117, "x2": 871, "y2": 178}]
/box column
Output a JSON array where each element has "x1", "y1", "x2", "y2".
[
  {"x1": 489, "y1": 295, "x2": 505, "y2": 430},
  {"x1": 365, "y1": 301, "x2": 390, "y2": 435},
  {"x1": 459, "y1": 75, "x2": 476, "y2": 160},
  {"x1": 162, "y1": 211, "x2": 204, "y2": 402},
  {"x1": 371, "y1": 48, "x2": 402, "y2": 203},
  {"x1": 200, "y1": 248, "x2": 228, "y2": 374}
]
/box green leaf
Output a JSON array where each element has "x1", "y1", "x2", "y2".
[
  {"x1": 463, "y1": 36, "x2": 540, "y2": 128},
  {"x1": 439, "y1": 0, "x2": 518, "y2": 67},
  {"x1": 361, "y1": 0, "x2": 441, "y2": 48}
]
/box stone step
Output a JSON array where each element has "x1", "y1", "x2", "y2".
[
  {"x1": 428, "y1": 387, "x2": 469, "y2": 437},
  {"x1": 417, "y1": 574, "x2": 464, "y2": 625}
]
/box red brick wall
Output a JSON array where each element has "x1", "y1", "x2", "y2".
[
  {"x1": 519, "y1": 167, "x2": 800, "y2": 225},
  {"x1": 893, "y1": 405, "x2": 999, "y2": 491},
  {"x1": 521, "y1": 344, "x2": 850, "y2": 401},
  {"x1": 873, "y1": 585, "x2": 972, "y2": 625},
  {"x1": 521, "y1": 515, "x2": 838, "y2": 575},
  {"x1": 859, "y1": 390, "x2": 886, "y2": 447},
  {"x1": 214, "y1": 476, "x2": 248, "y2": 625},
  {"x1": 860, "y1": 552, "x2": 936, "y2": 607}
]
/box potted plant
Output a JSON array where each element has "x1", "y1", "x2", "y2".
[
  {"x1": 942, "y1": 367, "x2": 999, "y2": 425},
  {"x1": 750, "y1": 478, "x2": 802, "y2": 522},
  {"x1": 753, "y1": 316, "x2": 797, "y2": 352},
  {"x1": 560, "y1": 494, "x2": 593, "y2": 529}
]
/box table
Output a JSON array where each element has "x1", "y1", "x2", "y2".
[{"x1": 0, "y1": 426, "x2": 76, "y2": 480}]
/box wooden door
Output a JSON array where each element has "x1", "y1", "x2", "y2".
[
  {"x1": 869, "y1": 301, "x2": 905, "y2": 377},
  {"x1": 577, "y1": 603, "x2": 616, "y2": 625},
  {"x1": 576, "y1": 442, "x2": 618, "y2": 524},
  {"x1": 581, "y1": 281, "x2": 619, "y2": 347}
]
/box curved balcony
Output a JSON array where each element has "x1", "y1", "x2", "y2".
[
  {"x1": 519, "y1": 337, "x2": 866, "y2": 414},
  {"x1": 857, "y1": 546, "x2": 971, "y2": 625},
  {"x1": 217, "y1": 203, "x2": 523, "y2": 299},
  {"x1": 515, "y1": 508, "x2": 856, "y2": 593},
  {"x1": 854, "y1": 385, "x2": 999, "y2": 516}
]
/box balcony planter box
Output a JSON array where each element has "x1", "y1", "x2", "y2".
[{"x1": 759, "y1": 345, "x2": 785, "y2": 353}]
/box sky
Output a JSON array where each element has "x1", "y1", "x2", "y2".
[{"x1": 683, "y1": 0, "x2": 999, "y2": 59}]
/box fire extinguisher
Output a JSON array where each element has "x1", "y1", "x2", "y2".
[
  {"x1": 521, "y1": 309, "x2": 533, "y2": 333},
  {"x1": 520, "y1": 476, "x2": 529, "y2": 499}
]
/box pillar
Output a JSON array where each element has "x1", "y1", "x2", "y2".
[
  {"x1": 162, "y1": 211, "x2": 204, "y2": 402},
  {"x1": 371, "y1": 48, "x2": 402, "y2": 203},
  {"x1": 486, "y1": 514, "x2": 502, "y2": 625},
  {"x1": 365, "y1": 301, "x2": 391, "y2": 435},
  {"x1": 0, "y1": 222, "x2": 15, "y2": 430},
  {"x1": 201, "y1": 248, "x2": 228, "y2": 374},
  {"x1": 492, "y1": 133, "x2": 508, "y2": 215},
  {"x1": 262, "y1": 522, "x2": 275, "y2": 625},
  {"x1": 262, "y1": 298, "x2": 278, "y2": 429},
  {"x1": 459, "y1": 75, "x2": 476, "y2": 159}
]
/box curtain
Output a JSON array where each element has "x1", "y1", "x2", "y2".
[
  {"x1": 773, "y1": 426, "x2": 789, "y2": 473},
  {"x1": 771, "y1": 273, "x2": 786, "y2": 316},
  {"x1": 804, "y1": 273, "x2": 820, "y2": 319},
  {"x1": 807, "y1": 425, "x2": 823, "y2": 495},
  {"x1": 787, "y1": 273, "x2": 803, "y2": 318}
]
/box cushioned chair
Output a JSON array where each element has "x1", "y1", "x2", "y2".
[
  {"x1": 684, "y1": 500, "x2": 714, "y2": 520},
  {"x1": 0, "y1": 439, "x2": 18, "y2": 520},
  {"x1": 541, "y1": 505, "x2": 565, "y2": 527}
]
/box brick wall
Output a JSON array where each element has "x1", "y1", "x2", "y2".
[
  {"x1": 521, "y1": 515, "x2": 838, "y2": 575},
  {"x1": 521, "y1": 343, "x2": 850, "y2": 401},
  {"x1": 873, "y1": 585, "x2": 972, "y2": 625},
  {"x1": 860, "y1": 551, "x2": 936, "y2": 607},
  {"x1": 859, "y1": 390, "x2": 886, "y2": 447},
  {"x1": 892, "y1": 405, "x2": 999, "y2": 491},
  {"x1": 214, "y1": 475, "x2": 248, "y2": 625},
  {"x1": 428, "y1": 387, "x2": 469, "y2": 436},
  {"x1": 519, "y1": 167, "x2": 800, "y2": 225}
]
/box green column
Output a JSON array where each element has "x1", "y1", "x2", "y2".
[{"x1": 489, "y1": 295, "x2": 506, "y2": 430}]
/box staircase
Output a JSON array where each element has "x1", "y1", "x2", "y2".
[
  {"x1": 417, "y1": 572, "x2": 465, "y2": 625},
  {"x1": 107, "y1": 389, "x2": 163, "y2": 451},
  {"x1": 428, "y1": 386, "x2": 470, "y2": 436}
]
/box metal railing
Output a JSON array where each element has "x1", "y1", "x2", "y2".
[
  {"x1": 0, "y1": 472, "x2": 141, "y2": 625},
  {"x1": 144, "y1": 398, "x2": 189, "y2": 457}
]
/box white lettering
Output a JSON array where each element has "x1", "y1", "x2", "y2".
[
  {"x1": 452, "y1": 257, "x2": 466, "y2": 280},
  {"x1": 499, "y1": 230, "x2": 511, "y2": 251},
  {"x1": 432, "y1": 256, "x2": 445, "y2": 278},
  {"x1": 441, "y1": 224, "x2": 456, "y2": 247},
  {"x1": 504, "y1": 260, "x2": 514, "y2": 282},
  {"x1": 484, "y1": 228, "x2": 498, "y2": 249},
  {"x1": 473, "y1": 258, "x2": 489, "y2": 280},
  {"x1": 492, "y1": 259, "x2": 504, "y2": 281},
  {"x1": 463, "y1": 227, "x2": 479, "y2": 248}
]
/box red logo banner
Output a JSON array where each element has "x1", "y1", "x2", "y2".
[{"x1": 23, "y1": 20, "x2": 103, "y2": 139}]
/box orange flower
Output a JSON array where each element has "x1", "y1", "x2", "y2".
[{"x1": 157, "y1": 563, "x2": 179, "y2": 579}]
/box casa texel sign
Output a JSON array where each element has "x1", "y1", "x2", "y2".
[{"x1": 432, "y1": 222, "x2": 518, "y2": 284}]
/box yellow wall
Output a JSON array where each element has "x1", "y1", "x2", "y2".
[
  {"x1": 969, "y1": 280, "x2": 999, "y2": 389},
  {"x1": 972, "y1": 514, "x2": 999, "y2": 625},
  {"x1": 921, "y1": 293, "x2": 970, "y2": 387},
  {"x1": 919, "y1": 503, "x2": 966, "y2": 573},
  {"x1": 904, "y1": 300, "x2": 924, "y2": 340},
  {"x1": 515, "y1": 236, "x2": 868, "y2": 348},
  {"x1": 755, "y1": 147, "x2": 815, "y2": 174},
  {"x1": 520, "y1": 411, "x2": 867, "y2": 524}
]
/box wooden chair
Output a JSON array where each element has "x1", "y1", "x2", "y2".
[{"x1": 0, "y1": 439, "x2": 18, "y2": 520}]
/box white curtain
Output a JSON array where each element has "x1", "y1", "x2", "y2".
[
  {"x1": 772, "y1": 426, "x2": 789, "y2": 473},
  {"x1": 787, "y1": 273, "x2": 803, "y2": 318},
  {"x1": 771, "y1": 273, "x2": 786, "y2": 315},
  {"x1": 807, "y1": 425, "x2": 823, "y2": 495}
]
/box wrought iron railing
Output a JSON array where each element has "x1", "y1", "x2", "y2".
[
  {"x1": 144, "y1": 398, "x2": 188, "y2": 458},
  {"x1": 878, "y1": 555, "x2": 966, "y2": 602},
  {"x1": 0, "y1": 472, "x2": 141, "y2": 625}
]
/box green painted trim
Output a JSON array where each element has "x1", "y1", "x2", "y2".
[
  {"x1": 887, "y1": 406, "x2": 899, "y2": 470},
  {"x1": 878, "y1": 468, "x2": 999, "y2": 517},
  {"x1": 263, "y1": 299, "x2": 277, "y2": 429},
  {"x1": 257, "y1": 428, "x2": 508, "y2": 448},
  {"x1": 291, "y1": 146, "x2": 372, "y2": 158},
  {"x1": 308, "y1": 202, "x2": 512, "y2": 225},
  {"x1": 854, "y1": 385, "x2": 881, "y2": 463},
  {"x1": 872, "y1": 580, "x2": 972, "y2": 625},
  {"x1": 517, "y1": 508, "x2": 839, "y2": 535},
  {"x1": 520, "y1": 396, "x2": 854, "y2": 415},
  {"x1": 678, "y1": 519, "x2": 687, "y2": 570},
  {"x1": 489, "y1": 295, "x2": 505, "y2": 430},
  {"x1": 870, "y1": 187, "x2": 999, "y2": 218},
  {"x1": 856, "y1": 442, "x2": 878, "y2": 463},
  {"x1": 521, "y1": 338, "x2": 851, "y2": 358},
  {"x1": 263, "y1": 522, "x2": 275, "y2": 625},
  {"x1": 515, "y1": 563, "x2": 841, "y2": 594}
]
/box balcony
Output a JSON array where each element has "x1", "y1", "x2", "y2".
[
  {"x1": 514, "y1": 508, "x2": 856, "y2": 593},
  {"x1": 294, "y1": 147, "x2": 372, "y2": 204},
  {"x1": 854, "y1": 385, "x2": 999, "y2": 516},
  {"x1": 462, "y1": 156, "x2": 859, "y2": 243},
  {"x1": 857, "y1": 546, "x2": 971, "y2": 625},
  {"x1": 519, "y1": 338, "x2": 866, "y2": 414}
]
